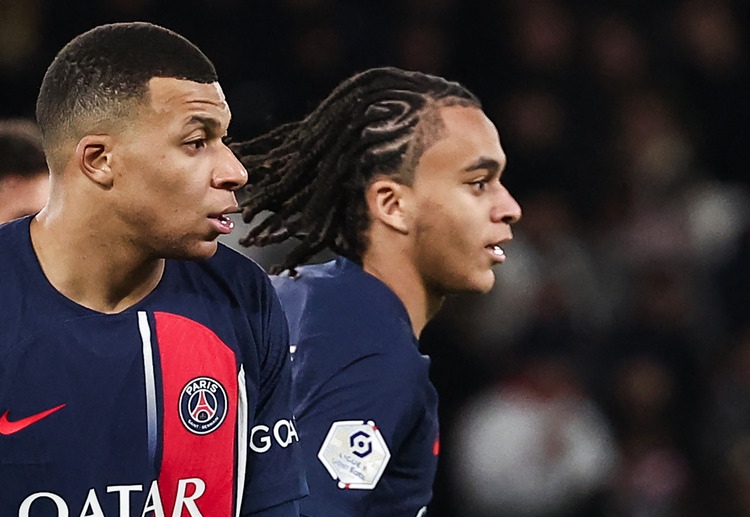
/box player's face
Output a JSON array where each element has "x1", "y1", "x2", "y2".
[
  {"x1": 111, "y1": 77, "x2": 247, "y2": 260},
  {"x1": 407, "y1": 105, "x2": 521, "y2": 295}
]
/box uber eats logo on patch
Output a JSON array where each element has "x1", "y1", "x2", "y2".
[{"x1": 317, "y1": 420, "x2": 391, "y2": 490}]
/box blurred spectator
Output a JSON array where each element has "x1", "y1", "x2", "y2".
[
  {"x1": 595, "y1": 261, "x2": 711, "y2": 516},
  {"x1": 451, "y1": 355, "x2": 617, "y2": 517},
  {"x1": 0, "y1": 118, "x2": 48, "y2": 223}
]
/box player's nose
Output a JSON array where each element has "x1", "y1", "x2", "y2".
[
  {"x1": 491, "y1": 186, "x2": 522, "y2": 225},
  {"x1": 213, "y1": 144, "x2": 248, "y2": 191}
]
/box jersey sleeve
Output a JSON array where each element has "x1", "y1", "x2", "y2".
[
  {"x1": 294, "y1": 339, "x2": 434, "y2": 517},
  {"x1": 240, "y1": 274, "x2": 308, "y2": 516}
]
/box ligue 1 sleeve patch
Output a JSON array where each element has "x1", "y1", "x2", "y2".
[{"x1": 317, "y1": 420, "x2": 391, "y2": 490}]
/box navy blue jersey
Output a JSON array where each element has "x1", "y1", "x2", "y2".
[
  {"x1": 0, "y1": 217, "x2": 306, "y2": 516},
  {"x1": 272, "y1": 257, "x2": 438, "y2": 517}
]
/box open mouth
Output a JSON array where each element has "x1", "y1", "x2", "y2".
[
  {"x1": 488, "y1": 244, "x2": 505, "y2": 257},
  {"x1": 210, "y1": 213, "x2": 236, "y2": 234}
]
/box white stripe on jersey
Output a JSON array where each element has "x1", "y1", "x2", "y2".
[
  {"x1": 236, "y1": 365, "x2": 248, "y2": 517},
  {"x1": 138, "y1": 311, "x2": 158, "y2": 463}
]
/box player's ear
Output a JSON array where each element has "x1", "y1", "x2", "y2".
[
  {"x1": 366, "y1": 177, "x2": 410, "y2": 234},
  {"x1": 76, "y1": 134, "x2": 114, "y2": 189}
]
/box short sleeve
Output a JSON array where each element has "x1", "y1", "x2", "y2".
[
  {"x1": 240, "y1": 275, "x2": 308, "y2": 516},
  {"x1": 293, "y1": 339, "x2": 436, "y2": 517}
]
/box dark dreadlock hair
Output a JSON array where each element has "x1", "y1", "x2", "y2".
[{"x1": 231, "y1": 66, "x2": 480, "y2": 275}]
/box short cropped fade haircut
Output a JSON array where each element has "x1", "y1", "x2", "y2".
[{"x1": 35, "y1": 22, "x2": 217, "y2": 167}]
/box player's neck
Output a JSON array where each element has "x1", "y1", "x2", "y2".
[
  {"x1": 362, "y1": 251, "x2": 443, "y2": 339},
  {"x1": 30, "y1": 210, "x2": 164, "y2": 314}
]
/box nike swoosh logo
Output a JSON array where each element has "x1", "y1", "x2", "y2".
[{"x1": 0, "y1": 404, "x2": 66, "y2": 435}]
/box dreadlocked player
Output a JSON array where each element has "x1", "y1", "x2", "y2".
[{"x1": 232, "y1": 67, "x2": 522, "y2": 516}]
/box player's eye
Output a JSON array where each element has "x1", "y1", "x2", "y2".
[
  {"x1": 469, "y1": 179, "x2": 488, "y2": 192},
  {"x1": 185, "y1": 139, "x2": 206, "y2": 150}
]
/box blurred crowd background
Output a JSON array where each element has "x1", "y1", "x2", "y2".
[{"x1": 2, "y1": 0, "x2": 749, "y2": 515}]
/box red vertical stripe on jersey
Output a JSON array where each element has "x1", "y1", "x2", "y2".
[{"x1": 155, "y1": 312, "x2": 238, "y2": 516}]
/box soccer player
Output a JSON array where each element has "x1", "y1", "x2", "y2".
[
  {"x1": 0, "y1": 22, "x2": 306, "y2": 516},
  {"x1": 0, "y1": 118, "x2": 49, "y2": 223},
  {"x1": 232, "y1": 67, "x2": 522, "y2": 516}
]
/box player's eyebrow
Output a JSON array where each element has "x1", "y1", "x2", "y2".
[
  {"x1": 464, "y1": 156, "x2": 504, "y2": 174},
  {"x1": 184, "y1": 115, "x2": 225, "y2": 135}
]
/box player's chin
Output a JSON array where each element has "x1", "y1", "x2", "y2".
[
  {"x1": 454, "y1": 270, "x2": 496, "y2": 295},
  {"x1": 170, "y1": 238, "x2": 220, "y2": 261},
  {"x1": 192, "y1": 239, "x2": 220, "y2": 260},
  {"x1": 473, "y1": 271, "x2": 496, "y2": 294}
]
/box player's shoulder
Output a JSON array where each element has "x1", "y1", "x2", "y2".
[
  {"x1": 0, "y1": 217, "x2": 34, "y2": 277},
  {"x1": 199, "y1": 243, "x2": 270, "y2": 282},
  {"x1": 277, "y1": 258, "x2": 417, "y2": 356},
  {"x1": 270, "y1": 258, "x2": 340, "y2": 289},
  {"x1": 272, "y1": 257, "x2": 396, "y2": 310},
  {"x1": 169, "y1": 243, "x2": 276, "y2": 305},
  {"x1": 0, "y1": 217, "x2": 29, "y2": 252}
]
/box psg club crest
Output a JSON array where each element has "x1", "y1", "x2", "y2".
[
  {"x1": 179, "y1": 376, "x2": 228, "y2": 435},
  {"x1": 318, "y1": 420, "x2": 391, "y2": 490}
]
